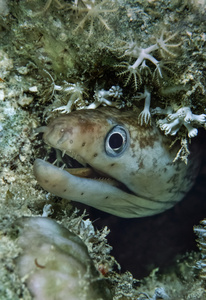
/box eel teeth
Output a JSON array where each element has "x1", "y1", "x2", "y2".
[{"x1": 60, "y1": 164, "x2": 66, "y2": 170}]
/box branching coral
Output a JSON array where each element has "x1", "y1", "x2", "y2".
[
  {"x1": 152, "y1": 106, "x2": 206, "y2": 137},
  {"x1": 172, "y1": 137, "x2": 190, "y2": 164},
  {"x1": 72, "y1": 0, "x2": 117, "y2": 37},
  {"x1": 53, "y1": 84, "x2": 123, "y2": 113},
  {"x1": 42, "y1": 204, "x2": 53, "y2": 217},
  {"x1": 116, "y1": 61, "x2": 142, "y2": 90},
  {"x1": 86, "y1": 85, "x2": 123, "y2": 109},
  {"x1": 31, "y1": 0, "x2": 117, "y2": 37},
  {"x1": 53, "y1": 81, "x2": 89, "y2": 113},
  {"x1": 134, "y1": 85, "x2": 152, "y2": 126},
  {"x1": 156, "y1": 31, "x2": 181, "y2": 58},
  {"x1": 116, "y1": 31, "x2": 181, "y2": 90}
]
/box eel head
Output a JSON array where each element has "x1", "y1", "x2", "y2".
[{"x1": 34, "y1": 108, "x2": 200, "y2": 218}]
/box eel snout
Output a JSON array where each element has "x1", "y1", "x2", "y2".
[{"x1": 33, "y1": 159, "x2": 73, "y2": 195}]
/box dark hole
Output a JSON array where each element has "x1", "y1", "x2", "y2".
[{"x1": 109, "y1": 133, "x2": 123, "y2": 150}]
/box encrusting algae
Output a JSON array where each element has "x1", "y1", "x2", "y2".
[{"x1": 0, "y1": 0, "x2": 206, "y2": 299}]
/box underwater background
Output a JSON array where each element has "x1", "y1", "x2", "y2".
[{"x1": 0, "y1": 0, "x2": 206, "y2": 299}]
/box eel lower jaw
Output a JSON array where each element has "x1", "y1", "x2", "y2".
[
  {"x1": 34, "y1": 159, "x2": 141, "y2": 218},
  {"x1": 63, "y1": 151, "x2": 126, "y2": 191},
  {"x1": 34, "y1": 158, "x2": 129, "y2": 196},
  {"x1": 35, "y1": 151, "x2": 132, "y2": 196},
  {"x1": 65, "y1": 166, "x2": 124, "y2": 190}
]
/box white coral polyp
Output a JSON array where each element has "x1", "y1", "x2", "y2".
[{"x1": 154, "y1": 106, "x2": 206, "y2": 138}]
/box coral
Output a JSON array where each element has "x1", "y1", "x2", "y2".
[
  {"x1": 53, "y1": 84, "x2": 123, "y2": 113},
  {"x1": 152, "y1": 106, "x2": 206, "y2": 137},
  {"x1": 172, "y1": 137, "x2": 190, "y2": 164},
  {"x1": 111, "y1": 272, "x2": 169, "y2": 300},
  {"x1": 32, "y1": 0, "x2": 69, "y2": 15},
  {"x1": 116, "y1": 61, "x2": 142, "y2": 90},
  {"x1": 137, "y1": 287, "x2": 169, "y2": 300},
  {"x1": 62, "y1": 209, "x2": 116, "y2": 273},
  {"x1": 156, "y1": 31, "x2": 181, "y2": 59},
  {"x1": 86, "y1": 85, "x2": 123, "y2": 109},
  {"x1": 72, "y1": 0, "x2": 117, "y2": 37},
  {"x1": 116, "y1": 31, "x2": 181, "y2": 90},
  {"x1": 42, "y1": 204, "x2": 53, "y2": 216},
  {"x1": 134, "y1": 85, "x2": 152, "y2": 126},
  {"x1": 53, "y1": 81, "x2": 89, "y2": 113}
]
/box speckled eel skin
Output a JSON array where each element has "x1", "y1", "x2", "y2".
[{"x1": 34, "y1": 108, "x2": 200, "y2": 218}]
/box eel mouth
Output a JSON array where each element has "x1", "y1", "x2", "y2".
[
  {"x1": 61, "y1": 152, "x2": 127, "y2": 191},
  {"x1": 65, "y1": 164, "x2": 123, "y2": 190}
]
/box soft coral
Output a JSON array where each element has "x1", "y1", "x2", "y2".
[
  {"x1": 116, "y1": 31, "x2": 181, "y2": 89},
  {"x1": 152, "y1": 106, "x2": 206, "y2": 138},
  {"x1": 73, "y1": 0, "x2": 117, "y2": 37}
]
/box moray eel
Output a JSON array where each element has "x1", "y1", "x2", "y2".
[{"x1": 34, "y1": 108, "x2": 200, "y2": 218}]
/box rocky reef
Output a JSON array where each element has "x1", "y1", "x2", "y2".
[{"x1": 0, "y1": 0, "x2": 206, "y2": 299}]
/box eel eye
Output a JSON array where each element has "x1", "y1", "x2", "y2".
[{"x1": 105, "y1": 125, "x2": 129, "y2": 157}]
